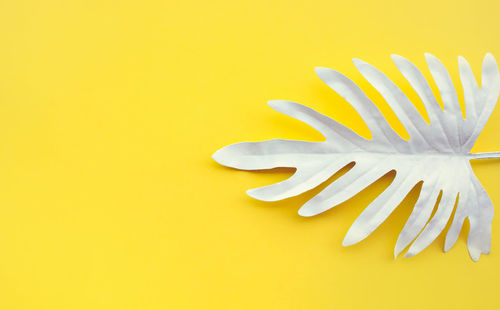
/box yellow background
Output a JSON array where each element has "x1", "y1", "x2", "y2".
[{"x1": 0, "y1": 0, "x2": 499, "y2": 309}]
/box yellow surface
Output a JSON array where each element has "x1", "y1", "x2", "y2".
[{"x1": 0, "y1": 0, "x2": 499, "y2": 309}]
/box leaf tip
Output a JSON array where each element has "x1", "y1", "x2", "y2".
[
  {"x1": 423, "y1": 52, "x2": 434, "y2": 58},
  {"x1": 341, "y1": 238, "x2": 354, "y2": 247},
  {"x1": 314, "y1": 66, "x2": 330, "y2": 78},
  {"x1": 212, "y1": 148, "x2": 225, "y2": 164},
  {"x1": 390, "y1": 54, "x2": 403, "y2": 62},
  {"x1": 468, "y1": 246, "x2": 484, "y2": 262},
  {"x1": 268, "y1": 99, "x2": 297, "y2": 109},
  {"x1": 403, "y1": 251, "x2": 415, "y2": 259},
  {"x1": 424, "y1": 52, "x2": 439, "y2": 64},
  {"x1": 267, "y1": 100, "x2": 282, "y2": 109},
  {"x1": 443, "y1": 239, "x2": 454, "y2": 253},
  {"x1": 470, "y1": 253, "x2": 480, "y2": 262},
  {"x1": 298, "y1": 206, "x2": 314, "y2": 217},
  {"x1": 484, "y1": 52, "x2": 495, "y2": 63},
  {"x1": 393, "y1": 242, "x2": 404, "y2": 259},
  {"x1": 246, "y1": 188, "x2": 277, "y2": 202},
  {"x1": 351, "y1": 58, "x2": 365, "y2": 67},
  {"x1": 342, "y1": 228, "x2": 363, "y2": 247},
  {"x1": 212, "y1": 145, "x2": 237, "y2": 168}
]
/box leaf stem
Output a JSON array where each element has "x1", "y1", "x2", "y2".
[{"x1": 468, "y1": 152, "x2": 500, "y2": 159}]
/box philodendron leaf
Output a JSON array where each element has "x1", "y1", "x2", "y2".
[{"x1": 213, "y1": 54, "x2": 500, "y2": 261}]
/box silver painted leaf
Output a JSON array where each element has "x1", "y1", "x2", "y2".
[{"x1": 213, "y1": 54, "x2": 500, "y2": 261}]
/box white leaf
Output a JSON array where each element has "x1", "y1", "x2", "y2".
[{"x1": 213, "y1": 54, "x2": 500, "y2": 261}]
